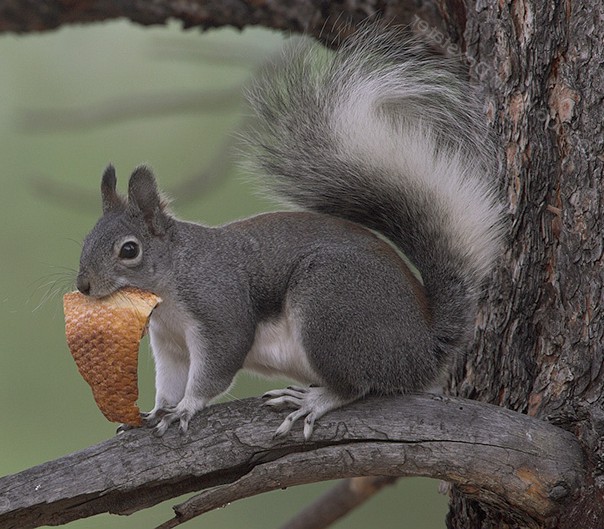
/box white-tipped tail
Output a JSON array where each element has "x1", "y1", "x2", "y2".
[{"x1": 246, "y1": 24, "x2": 504, "y2": 347}]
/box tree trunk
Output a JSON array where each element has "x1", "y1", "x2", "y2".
[{"x1": 439, "y1": 0, "x2": 604, "y2": 527}]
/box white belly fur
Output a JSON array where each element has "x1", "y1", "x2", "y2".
[{"x1": 244, "y1": 310, "x2": 321, "y2": 385}]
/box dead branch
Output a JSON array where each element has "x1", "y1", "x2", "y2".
[
  {"x1": 277, "y1": 476, "x2": 399, "y2": 529},
  {"x1": 30, "y1": 126, "x2": 239, "y2": 211},
  {"x1": 0, "y1": 394, "x2": 585, "y2": 529},
  {"x1": 0, "y1": 0, "x2": 443, "y2": 42},
  {"x1": 17, "y1": 89, "x2": 242, "y2": 133}
]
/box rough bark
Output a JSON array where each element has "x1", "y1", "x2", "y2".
[
  {"x1": 437, "y1": 1, "x2": 604, "y2": 527},
  {"x1": 0, "y1": 0, "x2": 443, "y2": 44},
  {"x1": 0, "y1": 395, "x2": 584, "y2": 529}
]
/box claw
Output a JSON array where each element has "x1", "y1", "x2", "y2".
[
  {"x1": 263, "y1": 395, "x2": 303, "y2": 409},
  {"x1": 287, "y1": 386, "x2": 309, "y2": 393},
  {"x1": 154, "y1": 418, "x2": 171, "y2": 437},
  {"x1": 179, "y1": 412, "x2": 192, "y2": 433},
  {"x1": 303, "y1": 413, "x2": 317, "y2": 440},
  {"x1": 263, "y1": 387, "x2": 307, "y2": 399},
  {"x1": 152, "y1": 396, "x2": 206, "y2": 436},
  {"x1": 116, "y1": 423, "x2": 133, "y2": 434},
  {"x1": 263, "y1": 386, "x2": 354, "y2": 439},
  {"x1": 274, "y1": 408, "x2": 307, "y2": 438},
  {"x1": 143, "y1": 406, "x2": 174, "y2": 427}
]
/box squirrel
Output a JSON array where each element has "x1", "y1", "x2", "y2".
[{"x1": 76, "y1": 25, "x2": 503, "y2": 440}]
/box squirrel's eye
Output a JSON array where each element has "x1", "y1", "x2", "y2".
[{"x1": 119, "y1": 241, "x2": 140, "y2": 260}]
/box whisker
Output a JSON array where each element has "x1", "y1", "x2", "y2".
[
  {"x1": 65, "y1": 238, "x2": 84, "y2": 249},
  {"x1": 47, "y1": 264, "x2": 79, "y2": 274},
  {"x1": 27, "y1": 270, "x2": 75, "y2": 313},
  {"x1": 221, "y1": 390, "x2": 242, "y2": 403}
]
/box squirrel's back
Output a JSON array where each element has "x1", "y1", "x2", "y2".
[{"x1": 245, "y1": 24, "x2": 504, "y2": 358}]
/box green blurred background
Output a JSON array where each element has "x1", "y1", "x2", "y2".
[{"x1": 0, "y1": 21, "x2": 448, "y2": 528}]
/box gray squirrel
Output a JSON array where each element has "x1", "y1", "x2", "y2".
[{"x1": 76, "y1": 26, "x2": 503, "y2": 439}]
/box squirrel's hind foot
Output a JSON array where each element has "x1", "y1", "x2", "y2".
[{"x1": 263, "y1": 386, "x2": 355, "y2": 440}]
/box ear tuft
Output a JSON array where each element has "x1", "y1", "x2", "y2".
[
  {"x1": 128, "y1": 165, "x2": 170, "y2": 235},
  {"x1": 101, "y1": 164, "x2": 125, "y2": 213},
  {"x1": 128, "y1": 165, "x2": 161, "y2": 212}
]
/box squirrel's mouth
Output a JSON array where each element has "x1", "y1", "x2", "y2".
[{"x1": 75, "y1": 273, "x2": 128, "y2": 300}]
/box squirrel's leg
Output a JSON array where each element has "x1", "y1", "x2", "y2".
[
  {"x1": 144, "y1": 328, "x2": 189, "y2": 426},
  {"x1": 261, "y1": 250, "x2": 411, "y2": 439},
  {"x1": 154, "y1": 323, "x2": 248, "y2": 436},
  {"x1": 154, "y1": 328, "x2": 211, "y2": 435},
  {"x1": 263, "y1": 386, "x2": 356, "y2": 440}
]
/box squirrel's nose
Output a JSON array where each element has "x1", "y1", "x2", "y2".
[{"x1": 76, "y1": 274, "x2": 91, "y2": 295}]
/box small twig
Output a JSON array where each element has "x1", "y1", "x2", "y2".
[
  {"x1": 17, "y1": 88, "x2": 242, "y2": 133},
  {"x1": 279, "y1": 476, "x2": 399, "y2": 529},
  {"x1": 154, "y1": 460, "x2": 396, "y2": 529},
  {"x1": 154, "y1": 449, "x2": 398, "y2": 529},
  {"x1": 30, "y1": 121, "x2": 240, "y2": 211},
  {"x1": 148, "y1": 36, "x2": 273, "y2": 67},
  {"x1": 165, "y1": 128, "x2": 241, "y2": 205}
]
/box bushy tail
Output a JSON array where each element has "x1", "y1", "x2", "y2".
[{"x1": 245, "y1": 25, "x2": 504, "y2": 352}]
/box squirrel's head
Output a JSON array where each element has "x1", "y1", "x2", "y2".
[{"x1": 77, "y1": 164, "x2": 174, "y2": 298}]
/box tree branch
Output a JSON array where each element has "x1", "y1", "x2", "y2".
[
  {"x1": 0, "y1": 394, "x2": 585, "y2": 529},
  {"x1": 277, "y1": 476, "x2": 399, "y2": 529},
  {"x1": 154, "y1": 457, "x2": 398, "y2": 529},
  {"x1": 0, "y1": 0, "x2": 443, "y2": 41}
]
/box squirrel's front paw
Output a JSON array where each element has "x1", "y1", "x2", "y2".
[
  {"x1": 117, "y1": 411, "x2": 157, "y2": 433},
  {"x1": 140, "y1": 407, "x2": 170, "y2": 427},
  {"x1": 154, "y1": 396, "x2": 207, "y2": 436}
]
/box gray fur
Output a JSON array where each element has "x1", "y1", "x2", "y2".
[
  {"x1": 77, "y1": 26, "x2": 503, "y2": 438},
  {"x1": 245, "y1": 25, "x2": 504, "y2": 372}
]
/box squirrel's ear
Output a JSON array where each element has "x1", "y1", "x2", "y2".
[
  {"x1": 128, "y1": 165, "x2": 170, "y2": 235},
  {"x1": 101, "y1": 164, "x2": 125, "y2": 214}
]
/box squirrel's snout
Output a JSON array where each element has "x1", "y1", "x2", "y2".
[{"x1": 76, "y1": 274, "x2": 91, "y2": 296}]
